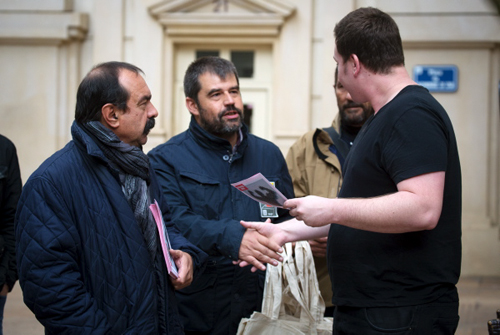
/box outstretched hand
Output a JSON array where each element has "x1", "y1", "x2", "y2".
[
  {"x1": 239, "y1": 219, "x2": 288, "y2": 247},
  {"x1": 237, "y1": 219, "x2": 284, "y2": 272}
]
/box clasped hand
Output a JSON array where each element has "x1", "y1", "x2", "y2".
[{"x1": 236, "y1": 219, "x2": 285, "y2": 272}]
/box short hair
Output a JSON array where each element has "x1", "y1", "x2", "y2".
[
  {"x1": 75, "y1": 61, "x2": 144, "y2": 124},
  {"x1": 183, "y1": 56, "x2": 240, "y2": 106},
  {"x1": 334, "y1": 7, "x2": 404, "y2": 74}
]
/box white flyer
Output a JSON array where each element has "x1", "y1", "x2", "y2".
[{"x1": 231, "y1": 173, "x2": 288, "y2": 208}]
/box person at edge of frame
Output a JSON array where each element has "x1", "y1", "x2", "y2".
[{"x1": 0, "y1": 134, "x2": 22, "y2": 335}]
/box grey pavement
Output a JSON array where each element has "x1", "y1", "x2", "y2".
[
  {"x1": 4, "y1": 284, "x2": 42, "y2": 334},
  {"x1": 3, "y1": 276, "x2": 499, "y2": 334}
]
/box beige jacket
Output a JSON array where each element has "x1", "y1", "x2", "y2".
[{"x1": 285, "y1": 114, "x2": 343, "y2": 308}]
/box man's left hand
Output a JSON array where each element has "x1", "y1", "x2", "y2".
[{"x1": 169, "y1": 249, "x2": 194, "y2": 290}]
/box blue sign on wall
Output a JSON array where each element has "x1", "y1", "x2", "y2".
[{"x1": 413, "y1": 65, "x2": 458, "y2": 93}]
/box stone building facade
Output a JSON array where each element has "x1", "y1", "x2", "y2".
[{"x1": 0, "y1": 0, "x2": 499, "y2": 276}]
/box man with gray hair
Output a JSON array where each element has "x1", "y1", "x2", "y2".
[{"x1": 16, "y1": 61, "x2": 207, "y2": 334}]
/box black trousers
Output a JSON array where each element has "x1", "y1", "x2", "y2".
[{"x1": 333, "y1": 297, "x2": 459, "y2": 335}]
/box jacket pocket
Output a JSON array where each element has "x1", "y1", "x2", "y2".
[{"x1": 178, "y1": 171, "x2": 221, "y2": 220}]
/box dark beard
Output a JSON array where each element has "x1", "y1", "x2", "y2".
[
  {"x1": 199, "y1": 106, "x2": 244, "y2": 136},
  {"x1": 339, "y1": 102, "x2": 372, "y2": 128}
]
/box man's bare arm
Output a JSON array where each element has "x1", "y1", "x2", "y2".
[{"x1": 285, "y1": 171, "x2": 445, "y2": 233}]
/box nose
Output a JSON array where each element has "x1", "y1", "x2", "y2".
[
  {"x1": 223, "y1": 92, "x2": 235, "y2": 105},
  {"x1": 345, "y1": 90, "x2": 353, "y2": 101},
  {"x1": 148, "y1": 102, "x2": 159, "y2": 118}
]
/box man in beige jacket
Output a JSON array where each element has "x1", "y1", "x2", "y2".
[{"x1": 285, "y1": 66, "x2": 373, "y2": 316}]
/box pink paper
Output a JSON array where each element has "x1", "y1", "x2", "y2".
[{"x1": 150, "y1": 200, "x2": 179, "y2": 279}]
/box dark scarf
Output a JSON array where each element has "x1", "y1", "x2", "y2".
[{"x1": 81, "y1": 121, "x2": 157, "y2": 261}]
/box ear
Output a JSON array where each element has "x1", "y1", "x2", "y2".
[
  {"x1": 100, "y1": 103, "x2": 120, "y2": 129},
  {"x1": 186, "y1": 97, "x2": 200, "y2": 117},
  {"x1": 350, "y1": 54, "x2": 361, "y2": 77}
]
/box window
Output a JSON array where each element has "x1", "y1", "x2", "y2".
[
  {"x1": 231, "y1": 51, "x2": 254, "y2": 78},
  {"x1": 196, "y1": 50, "x2": 219, "y2": 58}
]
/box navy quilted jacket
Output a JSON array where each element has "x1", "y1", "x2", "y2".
[{"x1": 15, "y1": 122, "x2": 207, "y2": 335}]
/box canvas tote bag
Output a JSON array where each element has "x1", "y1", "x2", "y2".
[{"x1": 237, "y1": 241, "x2": 333, "y2": 335}]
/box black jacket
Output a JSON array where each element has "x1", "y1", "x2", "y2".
[{"x1": 0, "y1": 134, "x2": 21, "y2": 292}]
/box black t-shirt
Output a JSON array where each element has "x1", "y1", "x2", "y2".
[{"x1": 328, "y1": 85, "x2": 462, "y2": 307}]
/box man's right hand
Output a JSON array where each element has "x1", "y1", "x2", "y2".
[
  {"x1": 236, "y1": 218, "x2": 330, "y2": 271},
  {"x1": 237, "y1": 219, "x2": 284, "y2": 272}
]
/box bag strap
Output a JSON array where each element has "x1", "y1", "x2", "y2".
[
  {"x1": 322, "y1": 126, "x2": 350, "y2": 160},
  {"x1": 261, "y1": 241, "x2": 326, "y2": 325},
  {"x1": 287, "y1": 242, "x2": 324, "y2": 323}
]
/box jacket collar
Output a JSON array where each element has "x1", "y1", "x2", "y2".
[
  {"x1": 72, "y1": 121, "x2": 106, "y2": 159},
  {"x1": 312, "y1": 112, "x2": 342, "y2": 163},
  {"x1": 188, "y1": 116, "x2": 248, "y2": 153},
  {"x1": 71, "y1": 121, "x2": 121, "y2": 174}
]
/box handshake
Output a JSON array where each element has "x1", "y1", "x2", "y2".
[
  {"x1": 235, "y1": 196, "x2": 334, "y2": 272},
  {"x1": 235, "y1": 218, "x2": 287, "y2": 272}
]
